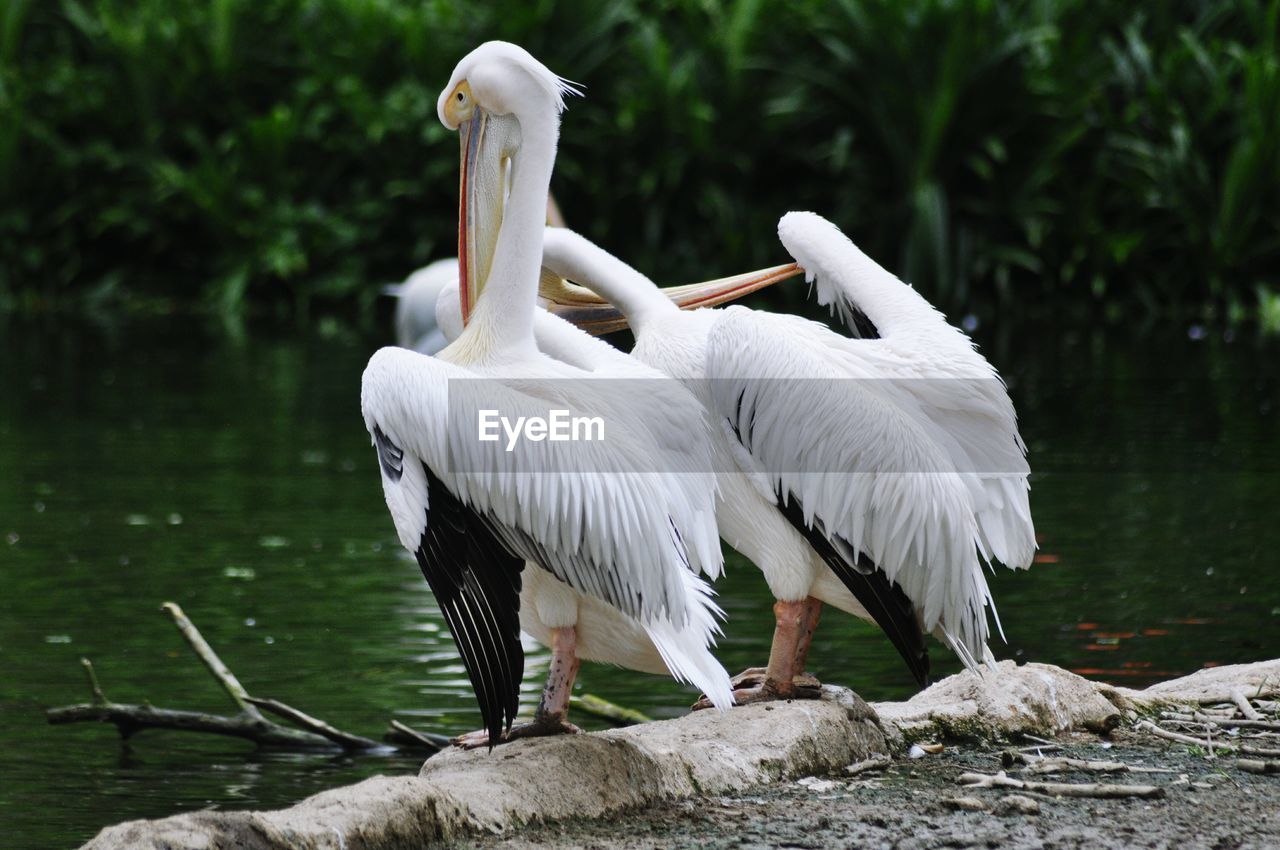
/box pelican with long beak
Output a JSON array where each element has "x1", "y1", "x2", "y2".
[
  {"x1": 535, "y1": 215, "x2": 1036, "y2": 701},
  {"x1": 360, "y1": 42, "x2": 735, "y2": 748}
]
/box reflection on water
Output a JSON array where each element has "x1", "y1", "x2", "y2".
[{"x1": 1, "y1": 317, "x2": 1277, "y2": 849}]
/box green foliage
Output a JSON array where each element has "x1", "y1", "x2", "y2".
[{"x1": 0, "y1": 0, "x2": 1277, "y2": 322}]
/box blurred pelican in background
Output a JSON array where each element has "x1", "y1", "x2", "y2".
[{"x1": 383, "y1": 198, "x2": 566, "y2": 355}]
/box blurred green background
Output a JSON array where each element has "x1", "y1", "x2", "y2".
[
  {"x1": 2, "y1": 0, "x2": 1277, "y2": 327},
  {"x1": 4, "y1": 6, "x2": 1280, "y2": 846}
]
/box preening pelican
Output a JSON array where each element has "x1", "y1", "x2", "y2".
[
  {"x1": 384, "y1": 259, "x2": 456, "y2": 354},
  {"x1": 431, "y1": 274, "x2": 761, "y2": 688},
  {"x1": 539, "y1": 215, "x2": 1036, "y2": 700},
  {"x1": 360, "y1": 43, "x2": 733, "y2": 747}
]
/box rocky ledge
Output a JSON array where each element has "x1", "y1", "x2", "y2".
[{"x1": 80, "y1": 659, "x2": 1280, "y2": 850}]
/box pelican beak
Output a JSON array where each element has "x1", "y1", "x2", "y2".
[
  {"x1": 655, "y1": 263, "x2": 802, "y2": 309},
  {"x1": 457, "y1": 107, "x2": 506, "y2": 326},
  {"x1": 539, "y1": 263, "x2": 802, "y2": 335},
  {"x1": 538, "y1": 272, "x2": 628, "y2": 334}
]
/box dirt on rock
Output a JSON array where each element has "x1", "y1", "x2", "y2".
[{"x1": 460, "y1": 733, "x2": 1280, "y2": 850}]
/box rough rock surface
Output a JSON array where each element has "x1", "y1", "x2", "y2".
[
  {"x1": 1137, "y1": 658, "x2": 1280, "y2": 705},
  {"x1": 77, "y1": 659, "x2": 1280, "y2": 850},
  {"x1": 81, "y1": 688, "x2": 884, "y2": 849},
  {"x1": 461, "y1": 736, "x2": 1280, "y2": 850},
  {"x1": 874, "y1": 660, "x2": 1131, "y2": 745}
]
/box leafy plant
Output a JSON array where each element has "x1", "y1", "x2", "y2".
[{"x1": 0, "y1": 0, "x2": 1275, "y2": 325}]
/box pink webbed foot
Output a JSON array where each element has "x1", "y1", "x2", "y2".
[
  {"x1": 691, "y1": 669, "x2": 822, "y2": 710},
  {"x1": 451, "y1": 716, "x2": 583, "y2": 750}
]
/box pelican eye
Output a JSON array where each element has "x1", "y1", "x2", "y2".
[{"x1": 444, "y1": 81, "x2": 476, "y2": 126}]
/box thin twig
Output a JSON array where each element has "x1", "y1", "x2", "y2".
[
  {"x1": 845, "y1": 754, "x2": 892, "y2": 776},
  {"x1": 1192, "y1": 712, "x2": 1280, "y2": 732},
  {"x1": 80, "y1": 658, "x2": 108, "y2": 705},
  {"x1": 1236, "y1": 759, "x2": 1280, "y2": 775},
  {"x1": 246, "y1": 697, "x2": 386, "y2": 751},
  {"x1": 1241, "y1": 744, "x2": 1280, "y2": 758},
  {"x1": 1002, "y1": 752, "x2": 1174, "y2": 775},
  {"x1": 384, "y1": 720, "x2": 449, "y2": 752},
  {"x1": 1136, "y1": 721, "x2": 1280, "y2": 757},
  {"x1": 1191, "y1": 706, "x2": 1238, "y2": 719},
  {"x1": 161, "y1": 602, "x2": 264, "y2": 721},
  {"x1": 1137, "y1": 720, "x2": 1234, "y2": 755},
  {"x1": 958, "y1": 771, "x2": 1165, "y2": 799},
  {"x1": 47, "y1": 702, "x2": 335, "y2": 748},
  {"x1": 50, "y1": 605, "x2": 451, "y2": 755},
  {"x1": 570, "y1": 693, "x2": 652, "y2": 727}
]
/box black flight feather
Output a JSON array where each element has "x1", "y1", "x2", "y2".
[
  {"x1": 775, "y1": 492, "x2": 930, "y2": 688},
  {"x1": 416, "y1": 464, "x2": 524, "y2": 748}
]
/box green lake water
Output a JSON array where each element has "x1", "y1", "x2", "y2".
[{"x1": 2, "y1": 315, "x2": 1278, "y2": 848}]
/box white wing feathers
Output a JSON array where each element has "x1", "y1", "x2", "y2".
[
  {"x1": 701, "y1": 212, "x2": 1035, "y2": 664},
  {"x1": 706, "y1": 307, "x2": 994, "y2": 661},
  {"x1": 360, "y1": 345, "x2": 730, "y2": 706},
  {"x1": 778, "y1": 212, "x2": 1036, "y2": 572}
]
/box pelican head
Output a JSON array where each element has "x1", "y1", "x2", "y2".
[{"x1": 438, "y1": 42, "x2": 579, "y2": 326}]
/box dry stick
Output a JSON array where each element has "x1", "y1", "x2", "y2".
[
  {"x1": 1191, "y1": 706, "x2": 1238, "y2": 719},
  {"x1": 845, "y1": 754, "x2": 892, "y2": 776},
  {"x1": 1004, "y1": 752, "x2": 1124, "y2": 773},
  {"x1": 246, "y1": 697, "x2": 386, "y2": 751},
  {"x1": 80, "y1": 658, "x2": 108, "y2": 705},
  {"x1": 49, "y1": 606, "x2": 439, "y2": 753},
  {"x1": 1236, "y1": 759, "x2": 1280, "y2": 775},
  {"x1": 1241, "y1": 744, "x2": 1280, "y2": 758},
  {"x1": 1002, "y1": 752, "x2": 1175, "y2": 775},
  {"x1": 1137, "y1": 721, "x2": 1280, "y2": 757},
  {"x1": 52, "y1": 648, "x2": 334, "y2": 748},
  {"x1": 384, "y1": 720, "x2": 449, "y2": 752},
  {"x1": 1137, "y1": 720, "x2": 1234, "y2": 755},
  {"x1": 942, "y1": 796, "x2": 990, "y2": 812},
  {"x1": 571, "y1": 693, "x2": 653, "y2": 727},
  {"x1": 47, "y1": 702, "x2": 335, "y2": 748},
  {"x1": 1192, "y1": 713, "x2": 1280, "y2": 732},
  {"x1": 163, "y1": 605, "x2": 443, "y2": 751},
  {"x1": 161, "y1": 602, "x2": 264, "y2": 722},
  {"x1": 1163, "y1": 710, "x2": 1280, "y2": 731},
  {"x1": 958, "y1": 771, "x2": 1165, "y2": 799}
]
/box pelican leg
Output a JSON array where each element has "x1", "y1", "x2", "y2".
[
  {"x1": 453, "y1": 626, "x2": 583, "y2": 748},
  {"x1": 788, "y1": 595, "x2": 823, "y2": 675},
  {"x1": 693, "y1": 597, "x2": 823, "y2": 709}
]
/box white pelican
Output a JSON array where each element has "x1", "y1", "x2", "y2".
[
  {"x1": 361, "y1": 42, "x2": 733, "y2": 747},
  {"x1": 537, "y1": 216, "x2": 1036, "y2": 701},
  {"x1": 384, "y1": 259, "x2": 456, "y2": 354}
]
